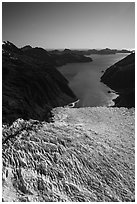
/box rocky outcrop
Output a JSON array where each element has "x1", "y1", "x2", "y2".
[
  {"x1": 2, "y1": 107, "x2": 135, "y2": 202},
  {"x1": 101, "y1": 53, "x2": 135, "y2": 107},
  {"x1": 2, "y1": 41, "x2": 78, "y2": 124}
]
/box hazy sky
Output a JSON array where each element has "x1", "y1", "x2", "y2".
[{"x1": 2, "y1": 2, "x2": 135, "y2": 49}]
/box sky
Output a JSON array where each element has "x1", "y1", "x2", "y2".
[{"x1": 2, "y1": 2, "x2": 135, "y2": 49}]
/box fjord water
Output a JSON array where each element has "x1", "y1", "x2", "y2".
[{"x1": 58, "y1": 53, "x2": 129, "y2": 107}]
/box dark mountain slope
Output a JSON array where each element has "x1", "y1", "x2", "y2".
[
  {"x1": 101, "y1": 53, "x2": 135, "y2": 107},
  {"x1": 22, "y1": 46, "x2": 92, "y2": 67},
  {"x1": 2, "y1": 41, "x2": 77, "y2": 124},
  {"x1": 21, "y1": 46, "x2": 55, "y2": 66}
]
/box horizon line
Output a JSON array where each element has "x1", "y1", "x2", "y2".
[{"x1": 2, "y1": 40, "x2": 134, "y2": 51}]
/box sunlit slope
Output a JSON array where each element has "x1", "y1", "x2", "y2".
[{"x1": 2, "y1": 107, "x2": 135, "y2": 202}]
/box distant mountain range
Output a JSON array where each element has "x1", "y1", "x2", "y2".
[{"x1": 49, "y1": 48, "x2": 134, "y2": 55}]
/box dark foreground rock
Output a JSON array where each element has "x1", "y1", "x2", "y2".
[
  {"x1": 2, "y1": 107, "x2": 135, "y2": 202},
  {"x1": 101, "y1": 53, "x2": 135, "y2": 108},
  {"x1": 2, "y1": 41, "x2": 79, "y2": 124}
]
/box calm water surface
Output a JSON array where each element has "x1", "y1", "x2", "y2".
[{"x1": 58, "y1": 53, "x2": 129, "y2": 107}]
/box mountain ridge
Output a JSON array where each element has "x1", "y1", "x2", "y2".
[
  {"x1": 101, "y1": 53, "x2": 135, "y2": 108},
  {"x1": 3, "y1": 41, "x2": 89, "y2": 124}
]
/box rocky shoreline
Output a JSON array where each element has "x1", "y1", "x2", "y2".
[{"x1": 101, "y1": 53, "x2": 135, "y2": 108}]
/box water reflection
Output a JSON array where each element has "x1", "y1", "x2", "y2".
[{"x1": 58, "y1": 53, "x2": 129, "y2": 107}]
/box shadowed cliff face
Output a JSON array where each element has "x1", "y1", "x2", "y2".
[
  {"x1": 101, "y1": 53, "x2": 135, "y2": 108},
  {"x1": 2, "y1": 41, "x2": 78, "y2": 124}
]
